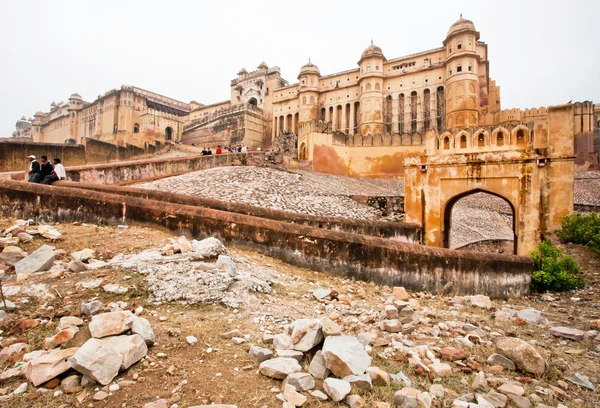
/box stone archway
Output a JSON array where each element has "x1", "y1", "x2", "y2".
[
  {"x1": 299, "y1": 142, "x2": 308, "y2": 160},
  {"x1": 165, "y1": 127, "x2": 173, "y2": 141},
  {"x1": 248, "y1": 97, "x2": 257, "y2": 107}
]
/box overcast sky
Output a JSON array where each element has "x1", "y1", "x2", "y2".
[{"x1": 1, "y1": 0, "x2": 598, "y2": 136}]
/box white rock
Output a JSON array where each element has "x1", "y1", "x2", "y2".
[
  {"x1": 13, "y1": 382, "x2": 27, "y2": 395},
  {"x1": 25, "y1": 347, "x2": 79, "y2": 387},
  {"x1": 132, "y1": 316, "x2": 155, "y2": 346},
  {"x1": 282, "y1": 372, "x2": 315, "y2": 391},
  {"x1": 290, "y1": 318, "x2": 323, "y2": 352},
  {"x1": 89, "y1": 311, "x2": 134, "y2": 338},
  {"x1": 71, "y1": 248, "x2": 95, "y2": 262},
  {"x1": 321, "y1": 335, "x2": 371, "y2": 377},
  {"x1": 97, "y1": 334, "x2": 148, "y2": 370},
  {"x1": 186, "y1": 336, "x2": 198, "y2": 345},
  {"x1": 216, "y1": 255, "x2": 237, "y2": 276},
  {"x1": 258, "y1": 358, "x2": 302, "y2": 380},
  {"x1": 15, "y1": 244, "x2": 55, "y2": 275},
  {"x1": 323, "y1": 378, "x2": 351, "y2": 402},
  {"x1": 191, "y1": 237, "x2": 227, "y2": 258},
  {"x1": 313, "y1": 288, "x2": 331, "y2": 300},
  {"x1": 82, "y1": 300, "x2": 104, "y2": 315},
  {"x1": 249, "y1": 345, "x2": 273, "y2": 363},
  {"x1": 69, "y1": 338, "x2": 122, "y2": 385}
]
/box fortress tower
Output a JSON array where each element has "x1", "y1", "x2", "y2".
[
  {"x1": 297, "y1": 59, "x2": 320, "y2": 125},
  {"x1": 357, "y1": 41, "x2": 385, "y2": 135}
]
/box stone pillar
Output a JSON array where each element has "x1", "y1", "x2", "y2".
[
  {"x1": 291, "y1": 113, "x2": 296, "y2": 135},
  {"x1": 272, "y1": 116, "x2": 277, "y2": 140},
  {"x1": 392, "y1": 96, "x2": 399, "y2": 133},
  {"x1": 341, "y1": 104, "x2": 347, "y2": 132},
  {"x1": 416, "y1": 92, "x2": 423, "y2": 133},
  {"x1": 349, "y1": 103, "x2": 356, "y2": 135},
  {"x1": 332, "y1": 106, "x2": 338, "y2": 131}
]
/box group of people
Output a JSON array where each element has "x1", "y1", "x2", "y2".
[
  {"x1": 27, "y1": 155, "x2": 66, "y2": 185},
  {"x1": 200, "y1": 145, "x2": 250, "y2": 155}
]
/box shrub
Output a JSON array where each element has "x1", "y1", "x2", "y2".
[
  {"x1": 557, "y1": 213, "x2": 600, "y2": 253},
  {"x1": 531, "y1": 240, "x2": 585, "y2": 292}
]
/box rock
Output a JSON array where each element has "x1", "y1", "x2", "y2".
[
  {"x1": 323, "y1": 378, "x2": 351, "y2": 402},
  {"x1": 385, "y1": 304, "x2": 399, "y2": 318},
  {"x1": 429, "y1": 384, "x2": 444, "y2": 398},
  {"x1": 61, "y1": 374, "x2": 80, "y2": 390},
  {"x1": 282, "y1": 372, "x2": 315, "y2": 391},
  {"x1": 308, "y1": 350, "x2": 330, "y2": 379},
  {"x1": 109, "y1": 383, "x2": 119, "y2": 392},
  {"x1": 191, "y1": 237, "x2": 227, "y2": 258},
  {"x1": 0, "y1": 342, "x2": 27, "y2": 361},
  {"x1": 97, "y1": 334, "x2": 148, "y2": 370},
  {"x1": 93, "y1": 390, "x2": 108, "y2": 401},
  {"x1": 383, "y1": 319, "x2": 402, "y2": 333},
  {"x1": 103, "y1": 283, "x2": 127, "y2": 294},
  {"x1": 249, "y1": 345, "x2": 273, "y2": 363},
  {"x1": 393, "y1": 287, "x2": 410, "y2": 301},
  {"x1": 507, "y1": 394, "x2": 531, "y2": 408},
  {"x1": 366, "y1": 366, "x2": 391, "y2": 386},
  {"x1": 515, "y1": 309, "x2": 541, "y2": 325},
  {"x1": 81, "y1": 300, "x2": 103, "y2": 315},
  {"x1": 177, "y1": 236, "x2": 193, "y2": 253},
  {"x1": 71, "y1": 248, "x2": 95, "y2": 262},
  {"x1": 394, "y1": 387, "x2": 428, "y2": 408},
  {"x1": 497, "y1": 383, "x2": 524, "y2": 396},
  {"x1": 25, "y1": 347, "x2": 79, "y2": 387},
  {"x1": 313, "y1": 288, "x2": 331, "y2": 300},
  {"x1": 276, "y1": 349, "x2": 303, "y2": 361},
  {"x1": 258, "y1": 357, "x2": 302, "y2": 380},
  {"x1": 290, "y1": 318, "x2": 323, "y2": 352},
  {"x1": 232, "y1": 337, "x2": 245, "y2": 344},
  {"x1": 13, "y1": 382, "x2": 27, "y2": 395},
  {"x1": 319, "y1": 316, "x2": 342, "y2": 337},
  {"x1": 282, "y1": 384, "x2": 307, "y2": 407},
  {"x1": 216, "y1": 255, "x2": 237, "y2": 276},
  {"x1": 273, "y1": 333, "x2": 293, "y2": 350},
  {"x1": 370, "y1": 403, "x2": 391, "y2": 408},
  {"x1": 549, "y1": 326, "x2": 585, "y2": 341},
  {"x1": 68, "y1": 260, "x2": 88, "y2": 272},
  {"x1": 343, "y1": 374, "x2": 373, "y2": 389},
  {"x1": 472, "y1": 371, "x2": 487, "y2": 391},
  {"x1": 357, "y1": 332, "x2": 376, "y2": 347},
  {"x1": 484, "y1": 390, "x2": 508, "y2": 407},
  {"x1": 44, "y1": 326, "x2": 79, "y2": 349},
  {"x1": 0, "y1": 366, "x2": 24, "y2": 382},
  {"x1": 466, "y1": 295, "x2": 492, "y2": 309},
  {"x1": 220, "y1": 329, "x2": 241, "y2": 339},
  {"x1": 89, "y1": 311, "x2": 134, "y2": 338},
  {"x1": 44, "y1": 377, "x2": 61, "y2": 389},
  {"x1": 565, "y1": 372, "x2": 596, "y2": 391},
  {"x1": 495, "y1": 337, "x2": 545, "y2": 376},
  {"x1": 310, "y1": 390, "x2": 328, "y2": 401},
  {"x1": 15, "y1": 244, "x2": 55, "y2": 275},
  {"x1": 440, "y1": 347, "x2": 468, "y2": 361},
  {"x1": 59, "y1": 316, "x2": 84, "y2": 329},
  {"x1": 131, "y1": 316, "x2": 155, "y2": 346},
  {"x1": 186, "y1": 336, "x2": 198, "y2": 345},
  {"x1": 68, "y1": 338, "x2": 122, "y2": 385},
  {"x1": 142, "y1": 400, "x2": 170, "y2": 408},
  {"x1": 487, "y1": 353, "x2": 516, "y2": 370},
  {"x1": 429, "y1": 363, "x2": 452, "y2": 376},
  {"x1": 0, "y1": 246, "x2": 26, "y2": 266},
  {"x1": 87, "y1": 259, "x2": 108, "y2": 269},
  {"x1": 390, "y1": 371, "x2": 413, "y2": 387},
  {"x1": 346, "y1": 394, "x2": 366, "y2": 408},
  {"x1": 322, "y1": 335, "x2": 371, "y2": 377}
]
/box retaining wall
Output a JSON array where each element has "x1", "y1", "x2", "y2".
[{"x1": 0, "y1": 180, "x2": 533, "y2": 297}]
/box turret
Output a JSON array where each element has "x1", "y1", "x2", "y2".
[
  {"x1": 357, "y1": 41, "x2": 385, "y2": 135},
  {"x1": 443, "y1": 15, "x2": 480, "y2": 130},
  {"x1": 297, "y1": 59, "x2": 321, "y2": 125}
]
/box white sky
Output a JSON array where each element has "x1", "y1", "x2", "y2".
[{"x1": 1, "y1": 0, "x2": 598, "y2": 136}]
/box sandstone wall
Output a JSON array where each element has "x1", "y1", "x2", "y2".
[
  {"x1": 0, "y1": 140, "x2": 87, "y2": 172},
  {"x1": 0, "y1": 180, "x2": 533, "y2": 298}
]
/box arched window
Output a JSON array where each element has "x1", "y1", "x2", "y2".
[
  {"x1": 310, "y1": 96, "x2": 315, "y2": 104},
  {"x1": 366, "y1": 83, "x2": 371, "y2": 92},
  {"x1": 478, "y1": 133, "x2": 485, "y2": 147},
  {"x1": 133, "y1": 123, "x2": 139, "y2": 133},
  {"x1": 165, "y1": 127, "x2": 173, "y2": 141},
  {"x1": 516, "y1": 129, "x2": 525, "y2": 146},
  {"x1": 497, "y1": 131, "x2": 504, "y2": 146},
  {"x1": 460, "y1": 135, "x2": 467, "y2": 148},
  {"x1": 375, "y1": 83, "x2": 381, "y2": 91},
  {"x1": 302, "y1": 96, "x2": 307, "y2": 105},
  {"x1": 444, "y1": 136, "x2": 450, "y2": 149}
]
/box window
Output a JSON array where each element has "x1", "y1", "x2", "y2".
[
  {"x1": 457, "y1": 66, "x2": 462, "y2": 72},
  {"x1": 449, "y1": 69, "x2": 452, "y2": 76},
  {"x1": 457, "y1": 44, "x2": 462, "y2": 50},
  {"x1": 468, "y1": 66, "x2": 472, "y2": 71},
  {"x1": 375, "y1": 65, "x2": 379, "y2": 71}
]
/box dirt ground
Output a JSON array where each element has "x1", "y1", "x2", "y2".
[{"x1": 1, "y1": 218, "x2": 599, "y2": 407}]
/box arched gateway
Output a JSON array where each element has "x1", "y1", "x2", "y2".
[{"x1": 404, "y1": 104, "x2": 576, "y2": 256}]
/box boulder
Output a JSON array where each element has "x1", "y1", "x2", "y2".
[
  {"x1": 59, "y1": 316, "x2": 84, "y2": 329},
  {"x1": 308, "y1": 350, "x2": 330, "y2": 379},
  {"x1": 97, "y1": 334, "x2": 148, "y2": 370},
  {"x1": 290, "y1": 318, "x2": 323, "y2": 352},
  {"x1": 313, "y1": 288, "x2": 331, "y2": 300},
  {"x1": 25, "y1": 347, "x2": 79, "y2": 387},
  {"x1": 15, "y1": 244, "x2": 55, "y2": 275},
  {"x1": 515, "y1": 309, "x2": 541, "y2": 325},
  {"x1": 496, "y1": 337, "x2": 545, "y2": 376},
  {"x1": 385, "y1": 304, "x2": 399, "y2": 318},
  {"x1": 191, "y1": 237, "x2": 227, "y2": 258},
  {"x1": 319, "y1": 316, "x2": 342, "y2": 337},
  {"x1": 393, "y1": 287, "x2": 410, "y2": 301},
  {"x1": 44, "y1": 326, "x2": 79, "y2": 349},
  {"x1": 68, "y1": 338, "x2": 122, "y2": 385},
  {"x1": 131, "y1": 316, "x2": 155, "y2": 346},
  {"x1": 142, "y1": 400, "x2": 169, "y2": 408},
  {"x1": 215, "y1": 255, "x2": 237, "y2": 276},
  {"x1": 177, "y1": 236, "x2": 193, "y2": 253},
  {"x1": 382, "y1": 319, "x2": 402, "y2": 333},
  {"x1": 486, "y1": 353, "x2": 516, "y2": 370},
  {"x1": 282, "y1": 384, "x2": 307, "y2": 407},
  {"x1": 343, "y1": 374, "x2": 373, "y2": 389},
  {"x1": 71, "y1": 248, "x2": 95, "y2": 262},
  {"x1": 323, "y1": 378, "x2": 351, "y2": 402},
  {"x1": 68, "y1": 260, "x2": 88, "y2": 272},
  {"x1": 497, "y1": 383, "x2": 525, "y2": 396},
  {"x1": 273, "y1": 333, "x2": 293, "y2": 350},
  {"x1": 258, "y1": 357, "x2": 302, "y2": 380},
  {"x1": 248, "y1": 345, "x2": 273, "y2": 363},
  {"x1": 440, "y1": 347, "x2": 468, "y2": 361},
  {"x1": 466, "y1": 295, "x2": 492, "y2": 309},
  {"x1": 549, "y1": 326, "x2": 585, "y2": 341},
  {"x1": 564, "y1": 372, "x2": 596, "y2": 391},
  {"x1": 0, "y1": 246, "x2": 26, "y2": 267},
  {"x1": 276, "y1": 349, "x2": 303, "y2": 361},
  {"x1": 394, "y1": 387, "x2": 428, "y2": 408},
  {"x1": 81, "y1": 300, "x2": 104, "y2": 315},
  {"x1": 89, "y1": 311, "x2": 134, "y2": 338},
  {"x1": 321, "y1": 335, "x2": 371, "y2": 377},
  {"x1": 346, "y1": 395, "x2": 366, "y2": 408},
  {"x1": 366, "y1": 367, "x2": 391, "y2": 386},
  {"x1": 429, "y1": 363, "x2": 452, "y2": 376},
  {"x1": 282, "y1": 372, "x2": 315, "y2": 391}
]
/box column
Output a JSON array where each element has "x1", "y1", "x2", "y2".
[
  {"x1": 349, "y1": 103, "x2": 355, "y2": 135},
  {"x1": 332, "y1": 106, "x2": 338, "y2": 131},
  {"x1": 341, "y1": 104, "x2": 347, "y2": 132},
  {"x1": 392, "y1": 97, "x2": 399, "y2": 133},
  {"x1": 272, "y1": 116, "x2": 277, "y2": 140},
  {"x1": 416, "y1": 93, "x2": 423, "y2": 133},
  {"x1": 291, "y1": 113, "x2": 296, "y2": 135}
]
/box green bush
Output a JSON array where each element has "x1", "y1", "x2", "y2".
[
  {"x1": 557, "y1": 213, "x2": 600, "y2": 253},
  {"x1": 531, "y1": 240, "x2": 585, "y2": 292}
]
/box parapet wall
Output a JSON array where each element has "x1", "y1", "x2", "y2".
[
  {"x1": 0, "y1": 180, "x2": 534, "y2": 298},
  {"x1": 52, "y1": 181, "x2": 420, "y2": 242}
]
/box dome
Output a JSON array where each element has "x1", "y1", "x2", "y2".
[
  {"x1": 257, "y1": 61, "x2": 268, "y2": 69},
  {"x1": 34, "y1": 111, "x2": 44, "y2": 117},
  {"x1": 237, "y1": 67, "x2": 247, "y2": 75},
  {"x1": 69, "y1": 93, "x2": 82, "y2": 100},
  {"x1": 298, "y1": 59, "x2": 320, "y2": 77},
  {"x1": 20, "y1": 115, "x2": 27, "y2": 121},
  {"x1": 447, "y1": 15, "x2": 476, "y2": 37},
  {"x1": 360, "y1": 40, "x2": 385, "y2": 61}
]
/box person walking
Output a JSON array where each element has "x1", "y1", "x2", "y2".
[
  {"x1": 43, "y1": 158, "x2": 66, "y2": 184},
  {"x1": 27, "y1": 155, "x2": 41, "y2": 182}
]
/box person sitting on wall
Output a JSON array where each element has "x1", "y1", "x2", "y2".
[
  {"x1": 43, "y1": 158, "x2": 66, "y2": 185},
  {"x1": 27, "y1": 155, "x2": 41, "y2": 183},
  {"x1": 37, "y1": 156, "x2": 54, "y2": 183},
  {"x1": 207, "y1": 148, "x2": 213, "y2": 155},
  {"x1": 241, "y1": 145, "x2": 248, "y2": 153},
  {"x1": 201, "y1": 147, "x2": 208, "y2": 155},
  {"x1": 216, "y1": 145, "x2": 222, "y2": 155}
]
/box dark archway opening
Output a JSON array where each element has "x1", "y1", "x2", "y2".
[
  {"x1": 248, "y1": 97, "x2": 257, "y2": 107},
  {"x1": 444, "y1": 190, "x2": 516, "y2": 254},
  {"x1": 165, "y1": 127, "x2": 173, "y2": 141}
]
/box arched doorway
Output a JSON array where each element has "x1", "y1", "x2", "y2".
[
  {"x1": 165, "y1": 127, "x2": 173, "y2": 141},
  {"x1": 299, "y1": 142, "x2": 307, "y2": 160},
  {"x1": 443, "y1": 189, "x2": 516, "y2": 254},
  {"x1": 248, "y1": 97, "x2": 257, "y2": 107}
]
